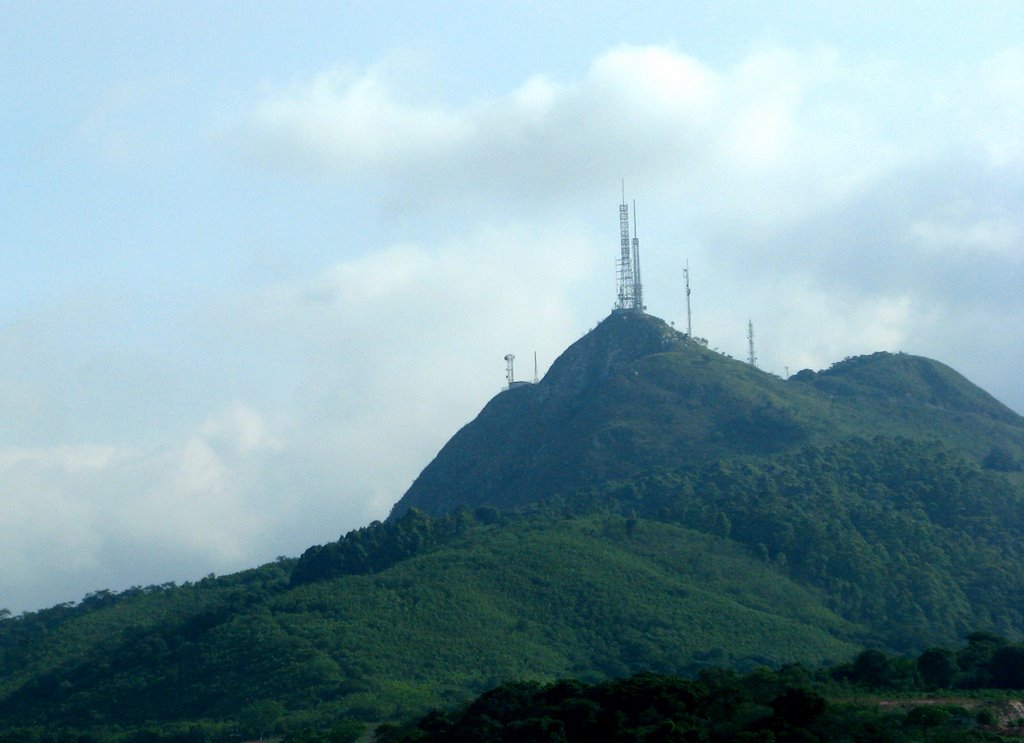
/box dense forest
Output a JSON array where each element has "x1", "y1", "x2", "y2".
[
  {"x1": 0, "y1": 510, "x2": 862, "y2": 737},
  {"x1": 566, "y1": 436, "x2": 1024, "y2": 649},
  {"x1": 4, "y1": 496, "x2": 1024, "y2": 740},
  {"x1": 4, "y1": 634, "x2": 1024, "y2": 741},
  {"x1": 381, "y1": 634, "x2": 1024, "y2": 742}
]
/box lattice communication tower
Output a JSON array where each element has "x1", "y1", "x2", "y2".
[{"x1": 615, "y1": 188, "x2": 644, "y2": 312}]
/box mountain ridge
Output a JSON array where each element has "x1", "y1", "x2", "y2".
[{"x1": 390, "y1": 311, "x2": 1023, "y2": 520}]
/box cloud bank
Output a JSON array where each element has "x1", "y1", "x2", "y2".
[{"x1": 1, "y1": 225, "x2": 596, "y2": 612}]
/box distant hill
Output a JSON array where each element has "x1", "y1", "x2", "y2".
[
  {"x1": 798, "y1": 351, "x2": 1022, "y2": 425},
  {"x1": 2, "y1": 309, "x2": 1023, "y2": 740}
]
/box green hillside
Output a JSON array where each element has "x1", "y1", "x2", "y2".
[
  {"x1": 3, "y1": 309, "x2": 1024, "y2": 740},
  {"x1": 565, "y1": 436, "x2": 1024, "y2": 649},
  {"x1": 382, "y1": 311, "x2": 1024, "y2": 650},
  {"x1": 0, "y1": 513, "x2": 860, "y2": 737}
]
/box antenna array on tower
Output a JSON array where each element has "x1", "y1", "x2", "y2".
[{"x1": 504, "y1": 354, "x2": 515, "y2": 388}]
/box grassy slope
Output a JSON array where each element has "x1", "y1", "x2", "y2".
[{"x1": 0, "y1": 516, "x2": 860, "y2": 728}]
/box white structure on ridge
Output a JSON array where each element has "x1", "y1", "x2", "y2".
[{"x1": 504, "y1": 352, "x2": 534, "y2": 390}]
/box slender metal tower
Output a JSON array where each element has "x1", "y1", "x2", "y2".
[
  {"x1": 631, "y1": 200, "x2": 643, "y2": 312},
  {"x1": 616, "y1": 198, "x2": 635, "y2": 310},
  {"x1": 504, "y1": 353, "x2": 515, "y2": 388},
  {"x1": 615, "y1": 184, "x2": 643, "y2": 312},
  {"x1": 683, "y1": 262, "x2": 692, "y2": 338},
  {"x1": 747, "y1": 320, "x2": 757, "y2": 368}
]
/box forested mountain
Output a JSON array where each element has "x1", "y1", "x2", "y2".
[
  {"x1": 385, "y1": 311, "x2": 1024, "y2": 650},
  {"x1": 2, "y1": 310, "x2": 1023, "y2": 740},
  {"x1": 390, "y1": 311, "x2": 1023, "y2": 519}
]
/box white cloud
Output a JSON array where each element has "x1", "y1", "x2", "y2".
[
  {"x1": 970, "y1": 47, "x2": 1024, "y2": 166},
  {"x1": 910, "y1": 212, "x2": 1022, "y2": 259},
  {"x1": 0, "y1": 405, "x2": 290, "y2": 611},
  {"x1": 246, "y1": 44, "x2": 905, "y2": 210},
  {"x1": 0, "y1": 222, "x2": 600, "y2": 613},
  {"x1": 236, "y1": 223, "x2": 602, "y2": 518},
  {"x1": 253, "y1": 63, "x2": 472, "y2": 173}
]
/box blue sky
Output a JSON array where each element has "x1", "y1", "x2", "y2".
[{"x1": 2, "y1": 1, "x2": 1022, "y2": 612}]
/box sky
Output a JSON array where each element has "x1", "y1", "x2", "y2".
[{"x1": 2, "y1": 1, "x2": 1022, "y2": 613}]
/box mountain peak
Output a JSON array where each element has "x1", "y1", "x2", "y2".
[
  {"x1": 388, "y1": 312, "x2": 1024, "y2": 521},
  {"x1": 388, "y1": 311, "x2": 775, "y2": 519},
  {"x1": 538, "y1": 311, "x2": 686, "y2": 398}
]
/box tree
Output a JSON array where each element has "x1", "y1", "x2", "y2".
[
  {"x1": 958, "y1": 631, "x2": 1009, "y2": 687},
  {"x1": 917, "y1": 647, "x2": 958, "y2": 689},
  {"x1": 850, "y1": 649, "x2": 895, "y2": 688},
  {"x1": 771, "y1": 687, "x2": 826, "y2": 731},
  {"x1": 989, "y1": 645, "x2": 1024, "y2": 689},
  {"x1": 983, "y1": 446, "x2": 1020, "y2": 472},
  {"x1": 238, "y1": 700, "x2": 284, "y2": 741}
]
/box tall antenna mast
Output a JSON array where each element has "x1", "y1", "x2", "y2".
[
  {"x1": 533, "y1": 351, "x2": 538, "y2": 384},
  {"x1": 747, "y1": 320, "x2": 757, "y2": 368},
  {"x1": 614, "y1": 182, "x2": 643, "y2": 312},
  {"x1": 616, "y1": 185, "x2": 635, "y2": 311},
  {"x1": 504, "y1": 353, "x2": 515, "y2": 388},
  {"x1": 683, "y1": 262, "x2": 692, "y2": 338},
  {"x1": 632, "y1": 199, "x2": 643, "y2": 312}
]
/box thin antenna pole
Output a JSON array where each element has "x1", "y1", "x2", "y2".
[
  {"x1": 632, "y1": 199, "x2": 643, "y2": 312},
  {"x1": 747, "y1": 320, "x2": 757, "y2": 368},
  {"x1": 684, "y1": 262, "x2": 692, "y2": 338},
  {"x1": 533, "y1": 352, "x2": 538, "y2": 383}
]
